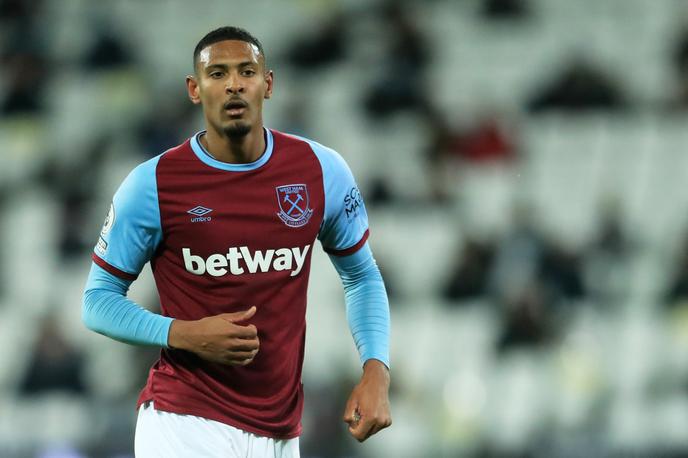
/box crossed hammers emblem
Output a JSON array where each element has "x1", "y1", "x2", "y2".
[{"x1": 284, "y1": 193, "x2": 305, "y2": 216}]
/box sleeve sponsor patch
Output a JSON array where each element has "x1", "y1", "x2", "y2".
[
  {"x1": 96, "y1": 236, "x2": 108, "y2": 255},
  {"x1": 100, "y1": 203, "x2": 115, "y2": 237},
  {"x1": 344, "y1": 187, "x2": 364, "y2": 221}
]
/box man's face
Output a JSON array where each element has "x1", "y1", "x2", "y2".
[{"x1": 187, "y1": 40, "x2": 273, "y2": 139}]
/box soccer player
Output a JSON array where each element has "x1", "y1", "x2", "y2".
[{"x1": 82, "y1": 26, "x2": 391, "y2": 457}]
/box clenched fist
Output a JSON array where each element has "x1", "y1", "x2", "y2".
[{"x1": 168, "y1": 306, "x2": 260, "y2": 366}]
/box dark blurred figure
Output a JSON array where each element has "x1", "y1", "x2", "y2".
[
  {"x1": 497, "y1": 281, "x2": 553, "y2": 352},
  {"x1": 0, "y1": 0, "x2": 49, "y2": 115},
  {"x1": 82, "y1": 23, "x2": 134, "y2": 71},
  {"x1": 489, "y1": 205, "x2": 545, "y2": 301},
  {"x1": 489, "y1": 205, "x2": 584, "y2": 350},
  {"x1": 286, "y1": 10, "x2": 348, "y2": 70},
  {"x1": 428, "y1": 112, "x2": 518, "y2": 164},
  {"x1": 0, "y1": 0, "x2": 43, "y2": 34},
  {"x1": 490, "y1": 205, "x2": 586, "y2": 303},
  {"x1": 424, "y1": 109, "x2": 518, "y2": 203},
  {"x1": 669, "y1": 23, "x2": 688, "y2": 109},
  {"x1": 20, "y1": 317, "x2": 87, "y2": 395},
  {"x1": 585, "y1": 198, "x2": 633, "y2": 305},
  {"x1": 366, "y1": 175, "x2": 395, "y2": 206},
  {"x1": 1, "y1": 49, "x2": 49, "y2": 115},
  {"x1": 301, "y1": 377, "x2": 359, "y2": 458},
  {"x1": 540, "y1": 241, "x2": 586, "y2": 302},
  {"x1": 527, "y1": 57, "x2": 628, "y2": 112},
  {"x1": 479, "y1": 0, "x2": 531, "y2": 20},
  {"x1": 0, "y1": 187, "x2": 6, "y2": 298},
  {"x1": 137, "y1": 99, "x2": 195, "y2": 158},
  {"x1": 490, "y1": 204, "x2": 587, "y2": 305},
  {"x1": 0, "y1": 0, "x2": 53, "y2": 116},
  {"x1": 456, "y1": 114, "x2": 519, "y2": 163},
  {"x1": 58, "y1": 190, "x2": 93, "y2": 260},
  {"x1": 443, "y1": 237, "x2": 495, "y2": 301},
  {"x1": 0, "y1": 0, "x2": 41, "y2": 18},
  {"x1": 35, "y1": 137, "x2": 110, "y2": 260},
  {"x1": 363, "y1": 1, "x2": 432, "y2": 118},
  {"x1": 277, "y1": 89, "x2": 312, "y2": 138},
  {"x1": 665, "y1": 230, "x2": 688, "y2": 308}
]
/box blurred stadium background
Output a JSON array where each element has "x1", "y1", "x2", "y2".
[{"x1": 3, "y1": 0, "x2": 688, "y2": 456}]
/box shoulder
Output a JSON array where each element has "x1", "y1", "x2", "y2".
[
  {"x1": 271, "y1": 129, "x2": 350, "y2": 175},
  {"x1": 120, "y1": 154, "x2": 163, "y2": 194},
  {"x1": 122, "y1": 138, "x2": 189, "y2": 190}
]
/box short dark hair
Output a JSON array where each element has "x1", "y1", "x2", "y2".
[{"x1": 193, "y1": 26, "x2": 266, "y2": 71}]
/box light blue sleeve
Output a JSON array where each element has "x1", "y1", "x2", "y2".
[
  {"x1": 84, "y1": 154, "x2": 171, "y2": 347},
  {"x1": 303, "y1": 138, "x2": 369, "y2": 254},
  {"x1": 329, "y1": 242, "x2": 390, "y2": 368},
  {"x1": 93, "y1": 155, "x2": 163, "y2": 278},
  {"x1": 82, "y1": 264, "x2": 173, "y2": 347}
]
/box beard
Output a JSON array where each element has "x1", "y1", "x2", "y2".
[{"x1": 223, "y1": 121, "x2": 251, "y2": 139}]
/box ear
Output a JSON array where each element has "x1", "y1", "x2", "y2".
[
  {"x1": 186, "y1": 75, "x2": 201, "y2": 105},
  {"x1": 263, "y1": 70, "x2": 274, "y2": 100}
]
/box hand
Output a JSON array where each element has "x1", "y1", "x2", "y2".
[
  {"x1": 343, "y1": 359, "x2": 392, "y2": 442},
  {"x1": 168, "y1": 306, "x2": 260, "y2": 366}
]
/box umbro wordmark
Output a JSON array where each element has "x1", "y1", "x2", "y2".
[{"x1": 182, "y1": 245, "x2": 311, "y2": 277}]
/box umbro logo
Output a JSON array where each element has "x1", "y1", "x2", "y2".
[{"x1": 188, "y1": 206, "x2": 213, "y2": 222}]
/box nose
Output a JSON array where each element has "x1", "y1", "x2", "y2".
[{"x1": 225, "y1": 73, "x2": 244, "y2": 95}]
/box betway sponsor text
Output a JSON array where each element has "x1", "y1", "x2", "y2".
[{"x1": 182, "y1": 245, "x2": 310, "y2": 277}]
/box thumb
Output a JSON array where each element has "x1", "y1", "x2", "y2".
[
  {"x1": 343, "y1": 400, "x2": 359, "y2": 425},
  {"x1": 223, "y1": 306, "x2": 257, "y2": 323}
]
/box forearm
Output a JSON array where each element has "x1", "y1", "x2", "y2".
[
  {"x1": 330, "y1": 243, "x2": 391, "y2": 368},
  {"x1": 82, "y1": 264, "x2": 173, "y2": 347}
]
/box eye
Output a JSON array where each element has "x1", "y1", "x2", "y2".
[
  {"x1": 242, "y1": 69, "x2": 256, "y2": 77},
  {"x1": 209, "y1": 71, "x2": 224, "y2": 79}
]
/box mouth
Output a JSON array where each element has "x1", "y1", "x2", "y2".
[{"x1": 224, "y1": 100, "x2": 248, "y2": 117}]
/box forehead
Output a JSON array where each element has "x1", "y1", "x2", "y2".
[{"x1": 197, "y1": 40, "x2": 262, "y2": 68}]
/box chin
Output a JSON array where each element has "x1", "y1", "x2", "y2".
[{"x1": 223, "y1": 122, "x2": 251, "y2": 138}]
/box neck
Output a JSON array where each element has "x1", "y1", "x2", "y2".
[{"x1": 201, "y1": 124, "x2": 265, "y2": 164}]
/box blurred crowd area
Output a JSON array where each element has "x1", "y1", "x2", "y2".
[{"x1": 4, "y1": 0, "x2": 688, "y2": 457}]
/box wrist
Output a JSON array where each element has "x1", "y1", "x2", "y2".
[
  {"x1": 362, "y1": 359, "x2": 390, "y2": 384},
  {"x1": 168, "y1": 319, "x2": 193, "y2": 350}
]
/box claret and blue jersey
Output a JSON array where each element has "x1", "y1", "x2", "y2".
[{"x1": 83, "y1": 128, "x2": 389, "y2": 439}]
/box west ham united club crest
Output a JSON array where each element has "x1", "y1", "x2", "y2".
[{"x1": 276, "y1": 184, "x2": 313, "y2": 228}]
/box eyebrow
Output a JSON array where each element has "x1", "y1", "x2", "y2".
[{"x1": 203, "y1": 61, "x2": 259, "y2": 72}]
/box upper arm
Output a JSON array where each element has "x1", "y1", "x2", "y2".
[
  {"x1": 307, "y1": 141, "x2": 369, "y2": 256},
  {"x1": 92, "y1": 155, "x2": 163, "y2": 280}
]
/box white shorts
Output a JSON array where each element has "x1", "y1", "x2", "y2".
[{"x1": 134, "y1": 402, "x2": 300, "y2": 458}]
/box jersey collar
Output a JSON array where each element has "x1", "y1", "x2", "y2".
[{"x1": 190, "y1": 127, "x2": 274, "y2": 172}]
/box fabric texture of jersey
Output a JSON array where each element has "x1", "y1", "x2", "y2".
[{"x1": 90, "y1": 128, "x2": 370, "y2": 439}]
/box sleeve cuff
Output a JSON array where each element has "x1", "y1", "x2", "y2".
[
  {"x1": 92, "y1": 253, "x2": 138, "y2": 281},
  {"x1": 323, "y1": 229, "x2": 370, "y2": 257}
]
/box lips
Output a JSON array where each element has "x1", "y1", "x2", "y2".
[
  {"x1": 224, "y1": 99, "x2": 247, "y2": 117},
  {"x1": 224, "y1": 100, "x2": 247, "y2": 110}
]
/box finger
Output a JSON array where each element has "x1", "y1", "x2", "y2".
[
  {"x1": 230, "y1": 324, "x2": 259, "y2": 339},
  {"x1": 365, "y1": 421, "x2": 388, "y2": 439},
  {"x1": 342, "y1": 401, "x2": 357, "y2": 424},
  {"x1": 224, "y1": 350, "x2": 257, "y2": 361},
  {"x1": 233, "y1": 356, "x2": 256, "y2": 366},
  {"x1": 228, "y1": 338, "x2": 259, "y2": 351},
  {"x1": 366, "y1": 425, "x2": 380, "y2": 440},
  {"x1": 349, "y1": 417, "x2": 375, "y2": 442},
  {"x1": 223, "y1": 306, "x2": 257, "y2": 323}
]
